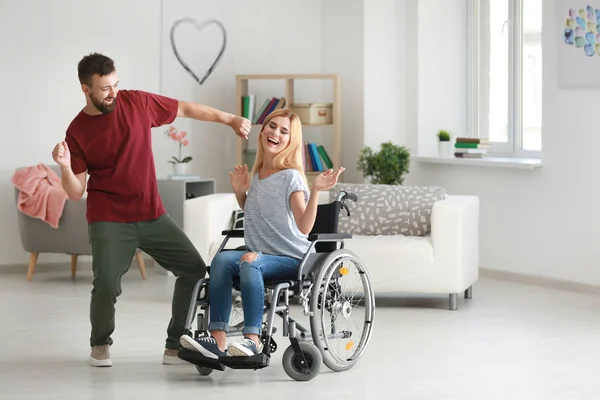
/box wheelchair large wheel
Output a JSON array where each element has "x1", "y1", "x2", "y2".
[
  {"x1": 228, "y1": 291, "x2": 245, "y2": 334},
  {"x1": 309, "y1": 249, "x2": 375, "y2": 372}
]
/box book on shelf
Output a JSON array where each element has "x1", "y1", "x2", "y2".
[
  {"x1": 454, "y1": 142, "x2": 490, "y2": 149},
  {"x1": 241, "y1": 95, "x2": 286, "y2": 124},
  {"x1": 303, "y1": 142, "x2": 333, "y2": 172},
  {"x1": 454, "y1": 148, "x2": 488, "y2": 154},
  {"x1": 454, "y1": 137, "x2": 490, "y2": 158},
  {"x1": 455, "y1": 137, "x2": 490, "y2": 144},
  {"x1": 241, "y1": 94, "x2": 255, "y2": 123},
  {"x1": 303, "y1": 143, "x2": 313, "y2": 171},
  {"x1": 317, "y1": 145, "x2": 333, "y2": 169},
  {"x1": 454, "y1": 153, "x2": 485, "y2": 158}
]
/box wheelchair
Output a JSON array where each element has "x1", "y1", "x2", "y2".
[{"x1": 177, "y1": 190, "x2": 376, "y2": 381}]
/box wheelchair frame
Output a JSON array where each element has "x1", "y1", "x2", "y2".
[{"x1": 177, "y1": 190, "x2": 376, "y2": 381}]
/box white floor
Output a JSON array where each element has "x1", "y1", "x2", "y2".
[{"x1": 1, "y1": 265, "x2": 599, "y2": 400}]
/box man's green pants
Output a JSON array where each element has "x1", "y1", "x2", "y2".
[{"x1": 88, "y1": 213, "x2": 206, "y2": 350}]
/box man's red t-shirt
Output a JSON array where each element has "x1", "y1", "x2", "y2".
[{"x1": 65, "y1": 90, "x2": 178, "y2": 224}]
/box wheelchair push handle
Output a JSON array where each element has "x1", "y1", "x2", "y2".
[
  {"x1": 336, "y1": 190, "x2": 358, "y2": 203},
  {"x1": 335, "y1": 190, "x2": 358, "y2": 217},
  {"x1": 345, "y1": 192, "x2": 358, "y2": 202}
]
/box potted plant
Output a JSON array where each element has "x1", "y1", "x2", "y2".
[
  {"x1": 437, "y1": 130, "x2": 452, "y2": 158},
  {"x1": 165, "y1": 125, "x2": 192, "y2": 175},
  {"x1": 357, "y1": 141, "x2": 410, "y2": 185}
]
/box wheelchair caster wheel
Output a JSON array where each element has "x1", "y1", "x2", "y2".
[
  {"x1": 282, "y1": 342, "x2": 322, "y2": 381},
  {"x1": 195, "y1": 365, "x2": 213, "y2": 376}
]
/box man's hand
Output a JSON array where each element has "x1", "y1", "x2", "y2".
[
  {"x1": 229, "y1": 115, "x2": 251, "y2": 140},
  {"x1": 52, "y1": 141, "x2": 71, "y2": 169}
]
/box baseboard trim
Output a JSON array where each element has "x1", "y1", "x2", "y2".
[
  {"x1": 0, "y1": 257, "x2": 155, "y2": 275},
  {"x1": 480, "y1": 268, "x2": 600, "y2": 296}
]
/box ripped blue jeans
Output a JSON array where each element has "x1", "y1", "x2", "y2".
[{"x1": 208, "y1": 250, "x2": 300, "y2": 336}]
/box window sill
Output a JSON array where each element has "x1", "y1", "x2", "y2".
[{"x1": 413, "y1": 155, "x2": 542, "y2": 170}]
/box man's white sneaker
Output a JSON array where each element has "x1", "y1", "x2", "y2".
[
  {"x1": 89, "y1": 345, "x2": 112, "y2": 367},
  {"x1": 162, "y1": 348, "x2": 191, "y2": 365}
]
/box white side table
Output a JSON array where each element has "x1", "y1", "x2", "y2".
[{"x1": 154, "y1": 177, "x2": 216, "y2": 276}]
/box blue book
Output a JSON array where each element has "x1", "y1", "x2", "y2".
[{"x1": 308, "y1": 143, "x2": 324, "y2": 172}]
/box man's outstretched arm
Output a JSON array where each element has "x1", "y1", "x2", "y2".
[{"x1": 177, "y1": 100, "x2": 251, "y2": 139}]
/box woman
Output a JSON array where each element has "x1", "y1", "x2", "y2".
[{"x1": 179, "y1": 108, "x2": 344, "y2": 358}]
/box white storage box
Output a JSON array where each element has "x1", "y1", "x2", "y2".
[{"x1": 291, "y1": 103, "x2": 333, "y2": 124}]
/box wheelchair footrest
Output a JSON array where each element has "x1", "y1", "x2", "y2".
[
  {"x1": 178, "y1": 348, "x2": 270, "y2": 371},
  {"x1": 177, "y1": 348, "x2": 226, "y2": 371},
  {"x1": 220, "y1": 353, "x2": 270, "y2": 370}
]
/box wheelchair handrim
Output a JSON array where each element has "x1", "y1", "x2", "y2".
[{"x1": 309, "y1": 249, "x2": 375, "y2": 370}]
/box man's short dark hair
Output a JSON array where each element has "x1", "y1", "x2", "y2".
[{"x1": 78, "y1": 53, "x2": 115, "y2": 86}]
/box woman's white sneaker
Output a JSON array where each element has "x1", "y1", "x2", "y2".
[
  {"x1": 227, "y1": 338, "x2": 262, "y2": 357},
  {"x1": 179, "y1": 335, "x2": 226, "y2": 359}
]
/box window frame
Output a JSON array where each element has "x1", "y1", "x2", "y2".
[{"x1": 467, "y1": 0, "x2": 542, "y2": 158}]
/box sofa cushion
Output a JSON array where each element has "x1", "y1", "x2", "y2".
[
  {"x1": 329, "y1": 184, "x2": 446, "y2": 236},
  {"x1": 343, "y1": 234, "x2": 437, "y2": 293}
]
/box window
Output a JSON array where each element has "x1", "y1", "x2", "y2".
[{"x1": 468, "y1": 0, "x2": 542, "y2": 156}]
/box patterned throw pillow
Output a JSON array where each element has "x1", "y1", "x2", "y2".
[
  {"x1": 231, "y1": 209, "x2": 244, "y2": 230},
  {"x1": 329, "y1": 184, "x2": 446, "y2": 237}
]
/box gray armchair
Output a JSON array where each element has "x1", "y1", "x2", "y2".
[{"x1": 14, "y1": 165, "x2": 147, "y2": 281}]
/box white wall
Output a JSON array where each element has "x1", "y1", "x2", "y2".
[
  {"x1": 407, "y1": 1, "x2": 600, "y2": 286},
  {"x1": 0, "y1": 0, "x2": 162, "y2": 266},
  {"x1": 363, "y1": 0, "x2": 397, "y2": 149},
  {"x1": 321, "y1": 0, "x2": 365, "y2": 183},
  {"x1": 416, "y1": 0, "x2": 468, "y2": 156},
  {"x1": 396, "y1": 0, "x2": 412, "y2": 150},
  {"x1": 403, "y1": 0, "x2": 419, "y2": 153}
]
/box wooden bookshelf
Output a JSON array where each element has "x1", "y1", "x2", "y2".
[{"x1": 235, "y1": 73, "x2": 342, "y2": 183}]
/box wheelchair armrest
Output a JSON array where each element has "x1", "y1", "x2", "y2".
[
  {"x1": 221, "y1": 229, "x2": 244, "y2": 238},
  {"x1": 308, "y1": 233, "x2": 352, "y2": 242}
]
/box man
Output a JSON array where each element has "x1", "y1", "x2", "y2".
[{"x1": 51, "y1": 52, "x2": 250, "y2": 367}]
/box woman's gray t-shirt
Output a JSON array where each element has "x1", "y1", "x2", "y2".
[{"x1": 244, "y1": 168, "x2": 311, "y2": 260}]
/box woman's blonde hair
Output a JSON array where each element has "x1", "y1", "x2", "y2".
[{"x1": 251, "y1": 108, "x2": 307, "y2": 184}]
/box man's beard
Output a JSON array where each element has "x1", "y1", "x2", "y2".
[{"x1": 90, "y1": 93, "x2": 117, "y2": 114}]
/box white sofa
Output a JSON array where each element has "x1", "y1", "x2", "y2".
[{"x1": 183, "y1": 185, "x2": 479, "y2": 310}]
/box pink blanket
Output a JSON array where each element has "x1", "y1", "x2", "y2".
[{"x1": 11, "y1": 164, "x2": 69, "y2": 228}]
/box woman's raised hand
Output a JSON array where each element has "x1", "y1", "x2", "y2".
[
  {"x1": 312, "y1": 167, "x2": 345, "y2": 192},
  {"x1": 230, "y1": 164, "x2": 250, "y2": 194}
]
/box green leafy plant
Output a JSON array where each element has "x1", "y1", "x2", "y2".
[
  {"x1": 437, "y1": 130, "x2": 451, "y2": 142},
  {"x1": 357, "y1": 141, "x2": 411, "y2": 185}
]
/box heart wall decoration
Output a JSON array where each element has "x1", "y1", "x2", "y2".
[{"x1": 169, "y1": 18, "x2": 227, "y2": 86}]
